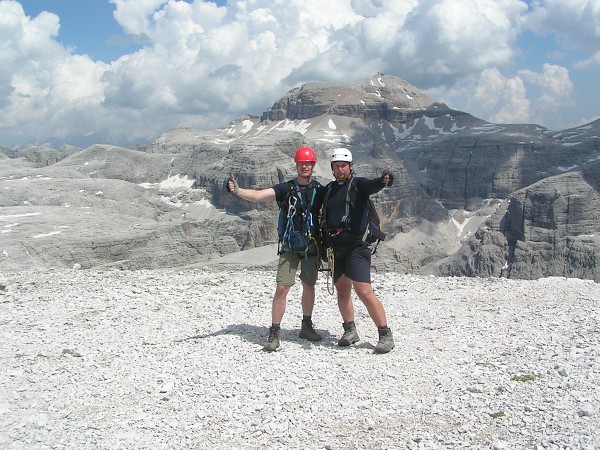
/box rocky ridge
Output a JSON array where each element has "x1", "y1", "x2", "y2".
[{"x1": 1, "y1": 74, "x2": 599, "y2": 280}]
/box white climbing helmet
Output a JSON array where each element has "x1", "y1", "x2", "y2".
[{"x1": 331, "y1": 148, "x2": 353, "y2": 164}]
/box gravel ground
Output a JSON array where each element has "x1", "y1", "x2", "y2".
[{"x1": 0, "y1": 269, "x2": 599, "y2": 449}]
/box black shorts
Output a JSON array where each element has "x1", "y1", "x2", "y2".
[{"x1": 332, "y1": 243, "x2": 373, "y2": 283}]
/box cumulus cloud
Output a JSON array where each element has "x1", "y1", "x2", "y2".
[
  {"x1": 428, "y1": 68, "x2": 531, "y2": 124},
  {"x1": 519, "y1": 64, "x2": 573, "y2": 108},
  {"x1": 474, "y1": 69, "x2": 531, "y2": 125},
  {"x1": 525, "y1": 0, "x2": 600, "y2": 54},
  {"x1": 0, "y1": 1, "x2": 109, "y2": 142},
  {"x1": 386, "y1": 0, "x2": 526, "y2": 85},
  {"x1": 518, "y1": 63, "x2": 574, "y2": 127},
  {"x1": 0, "y1": 0, "x2": 596, "y2": 147},
  {"x1": 433, "y1": 63, "x2": 574, "y2": 129}
]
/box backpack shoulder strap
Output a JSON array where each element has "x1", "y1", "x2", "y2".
[
  {"x1": 322, "y1": 181, "x2": 334, "y2": 204},
  {"x1": 292, "y1": 178, "x2": 318, "y2": 208},
  {"x1": 277, "y1": 180, "x2": 297, "y2": 208},
  {"x1": 320, "y1": 181, "x2": 334, "y2": 225},
  {"x1": 306, "y1": 179, "x2": 318, "y2": 208},
  {"x1": 342, "y1": 176, "x2": 357, "y2": 224}
]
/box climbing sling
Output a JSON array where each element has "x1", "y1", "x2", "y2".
[{"x1": 278, "y1": 180, "x2": 319, "y2": 265}]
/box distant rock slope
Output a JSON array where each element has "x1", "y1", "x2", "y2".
[
  {"x1": 433, "y1": 169, "x2": 600, "y2": 281},
  {"x1": 1, "y1": 75, "x2": 599, "y2": 280}
]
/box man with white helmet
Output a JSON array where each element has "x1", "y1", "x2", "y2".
[
  {"x1": 227, "y1": 147, "x2": 327, "y2": 351},
  {"x1": 322, "y1": 148, "x2": 395, "y2": 353}
]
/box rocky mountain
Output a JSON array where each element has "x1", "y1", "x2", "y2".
[{"x1": 1, "y1": 74, "x2": 599, "y2": 281}]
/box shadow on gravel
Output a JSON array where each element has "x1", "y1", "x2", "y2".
[
  {"x1": 177, "y1": 323, "x2": 265, "y2": 346},
  {"x1": 177, "y1": 323, "x2": 340, "y2": 349}
]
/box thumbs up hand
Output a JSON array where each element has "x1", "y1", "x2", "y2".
[
  {"x1": 382, "y1": 166, "x2": 394, "y2": 187},
  {"x1": 226, "y1": 173, "x2": 239, "y2": 195}
]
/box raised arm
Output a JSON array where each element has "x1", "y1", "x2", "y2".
[
  {"x1": 227, "y1": 173, "x2": 276, "y2": 203},
  {"x1": 357, "y1": 166, "x2": 394, "y2": 195}
]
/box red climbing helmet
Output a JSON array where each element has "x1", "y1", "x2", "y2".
[{"x1": 294, "y1": 147, "x2": 317, "y2": 163}]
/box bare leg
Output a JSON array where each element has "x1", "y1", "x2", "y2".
[
  {"x1": 335, "y1": 275, "x2": 355, "y2": 323},
  {"x1": 352, "y1": 280, "x2": 387, "y2": 327},
  {"x1": 272, "y1": 285, "x2": 291, "y2": 324},
  {"x1": 300, "y1": 281, "x2": 315, "y2": 316}
]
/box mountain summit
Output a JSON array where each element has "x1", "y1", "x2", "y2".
[
  {"x1": 2, "y1": 74, "x2": 599, "y2": 281},
  {"x1": 261, "y1": 74, "x2": 442, "y2": 121}
]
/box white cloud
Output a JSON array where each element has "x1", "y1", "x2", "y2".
[
  {"x1": 486, "y1": 74, "x2": 531, "y2": 125},
  {"x1": 110, "y1": 0, "x2": 171, "y2": 36},
  {"x1": 519, "y1": 63, "x2": 573, "y2": 108},
  {"x1": 0, "y1": 1, "x2": 110, "y2": 141},
  {"x1": 525, "y1": 0, "x2": 600, "y2": 55},
  {"x1": 0, "y1": 0, "x2": 596, "y2": 147},
  {"x1": 518, "y1": 63, "x2": 574, "y2": 127},
  {"x1": 372, "y1": 0, "x2": 528, "y2": 86},
  {"x1": 574, "y1": 51, "x2": 600, "y2": 69},
  {"x1": 0, "y1": 2, "x2": 62, "y2": 90},
  {"x1": 431, "y1": 68, "x2": 531, "y2": 124},
  {"x1": 433, "y1": 63, "x2": 575, "y2": 129}
]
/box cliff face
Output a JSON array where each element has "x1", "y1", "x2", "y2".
[
  {"x1": 2, "y1": 75, "x2": 599, "y2": 281},
  {"x1": 434, "y1": 170, "x2": 600, "y2": 281},
  {"x1": 398, "y1": 120, "x2": 600, "y2": 207},
  {"x1": 505, "y1": 171, "x2": 600, "y2": 280}
]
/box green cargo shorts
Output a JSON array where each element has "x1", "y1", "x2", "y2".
[{"x1": 276, "y1": 251, "x2": 319, "y2": 287}]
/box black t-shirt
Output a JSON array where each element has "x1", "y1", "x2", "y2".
[
  {"x1": 324, "y1": 176, "x2": 385, "y2": 247},
  {"x1": 273, "y1": 179, "x2": 327, "y2": 234}
]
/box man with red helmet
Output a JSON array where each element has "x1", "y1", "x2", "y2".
[{"x1": 227, "y1": 147, "x2": 326, "y2": 351}]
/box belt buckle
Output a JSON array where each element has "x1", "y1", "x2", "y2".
[{"x1": 328, "y1": 228, "x2": 342, "y2": 237}]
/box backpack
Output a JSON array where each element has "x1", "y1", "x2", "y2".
[
  {"x1": 322, "y1": 175, "x2": 386, "y2": 254},
  {"x1": 364, "y1": 197, "x2": 386, "y2": 249},
  {"x1": 277, "y1": 179, "x2": 320, "y2": 254}
]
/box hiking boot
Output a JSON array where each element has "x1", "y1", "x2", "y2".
[
  {"x1": 338, "y1": 321, "x2": 359, "y2": 347},
  {"x1": 374, "y1": 327, "x2": 394, "y2": 354},
  {"x1": 299, "y1": 319, "x2": 322, "y2": 341},
  {"x1": 263, "y1": 326, "x2": 281, "y2": 352}
]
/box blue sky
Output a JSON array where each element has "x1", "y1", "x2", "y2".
[
  {"x1": 16, "y1": 0, "x2": 131, "y2": 62},
  {"x1": 1, "y1": 0, "x2": 599, "y2": 148},
  {"x1": 14, "y1": 0, "x2": 228, "y2": 61}
]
